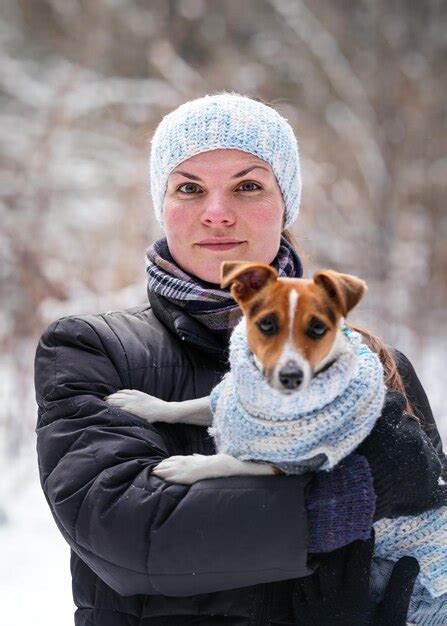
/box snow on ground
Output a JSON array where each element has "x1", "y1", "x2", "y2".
[{"x1": 0, "y1": 443, "x2": 75, "y2": 626}]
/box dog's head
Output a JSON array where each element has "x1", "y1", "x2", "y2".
[{"x1": 221, "y1": 261, "x2": 367, "y2": 393}]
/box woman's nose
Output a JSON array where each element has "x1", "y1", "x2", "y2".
[{"x1": 200, "y1": 193, "x2": 236, "y2": 226}]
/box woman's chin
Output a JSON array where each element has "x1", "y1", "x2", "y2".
[
  {"x1": 191, "y1": 249, "x2": 249, "y2": 285},
  {"x1": 193, "y1": 267, "x2": 222, "y2": 285}
]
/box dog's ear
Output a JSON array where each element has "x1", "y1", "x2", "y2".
[
  {"x1": 221, "y1": 261, "x2": 278, "y2": 302},
  {"x1": 314, "y1": 269, "x2": 367, "y2": 316}
]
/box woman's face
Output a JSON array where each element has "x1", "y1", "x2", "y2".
[{"x1": 163, "y1": 149, "x2": 285, "y2": 284}]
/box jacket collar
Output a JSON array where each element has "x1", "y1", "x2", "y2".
[{"x1": 148, "y1": 289, "x2": 229, "y2": 358}]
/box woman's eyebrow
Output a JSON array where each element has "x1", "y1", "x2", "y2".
[{"x1": 170, "y1": 165, "x2": 270, "y2": 182}]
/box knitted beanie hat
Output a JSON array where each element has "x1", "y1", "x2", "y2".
[{"x1": 149, "y1": 92, "x2": 301, "y2": 229}]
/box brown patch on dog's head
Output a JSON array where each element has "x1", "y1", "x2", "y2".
[
  {"x1": 221, "y1": 261, "x2": 278, "y2": 303},
  {"x1": 313, "y1": 269, "x2": 367, "y2": 316},
  {"x1": 220, "y1": 263, "x2": 369, "y2": 392}
]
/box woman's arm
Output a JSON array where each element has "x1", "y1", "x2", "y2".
[
  {"x1": 34, "y1": 316, "x2": 314, "y2": 597},
  {"x1": 392, "y1": 348, "x2": 447, "y2": 479}
]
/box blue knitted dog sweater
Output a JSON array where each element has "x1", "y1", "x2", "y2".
[{"x1": 209, "y1": 319, "x2": 385, "y2": 471}]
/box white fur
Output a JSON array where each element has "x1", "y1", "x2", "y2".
[
  {"x1": 105, "y1": 391, "x2": 212, "y2": 425},
  {"x1": 105, "y1": 389, "x2": 174, "y2": 421},
  {"x1": 152, "y1": 453, "x2": 275, "y2": 484},
  {"x1": 270, "y1": 289, "x2": 312, "y2": 392},
  {"x1": 314, "y1": 328, "x2": 349, "y2": 373},
  {"x1": 288, "y1": 289, "x2": 299, "y2": 331},
  {"x1": 253, "y1": 353, "x2": 263, "y2": 371}
]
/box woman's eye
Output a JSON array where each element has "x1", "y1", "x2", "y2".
[
  {"x1": 306, "y1": 319, "x2": 328, "y2": 340},
  {"x1": 177, "y1": 181, "x2": 260, "y2": 194},
  {"x1": 238, "y1": 181, "x2": 261, "y2": 192},
  {"x1": 178, "y1": 183, "x2": 201, "y2": 193}
]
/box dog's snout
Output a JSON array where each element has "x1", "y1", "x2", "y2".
[{"x1": 279, "y1": 361, "x2": 304, "y2": 390}]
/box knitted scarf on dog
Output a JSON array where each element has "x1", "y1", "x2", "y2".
[
  {"x1": 209, "y1": 318, "x2": 447, "y2": 600},
  {"x1": 145, "y1": 235, "x2": 303, "y2": 333},
  {"x1": 209, "y1": 319, "x2": 385, "y2": 471}
]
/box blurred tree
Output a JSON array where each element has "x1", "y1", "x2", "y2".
[{"x1": 0, "y1": 0, "x2": 445, "y2": 451}]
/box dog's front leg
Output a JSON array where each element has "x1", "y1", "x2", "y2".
[
  {"x1": 105, "y1": 390, "x2": 213, "y2": 426},
  {"x1": 152, "y1": 453, "x2": 277, "y2": 484}
]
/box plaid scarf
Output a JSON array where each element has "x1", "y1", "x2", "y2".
[{"x1": 145, "y1": 236, "x2": 303, "y2": 333}]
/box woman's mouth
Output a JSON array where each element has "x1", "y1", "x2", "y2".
[{"x1": 196, "y1": 240, "x2": 245, "y2": 251}]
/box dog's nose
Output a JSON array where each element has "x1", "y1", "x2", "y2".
[{"x1": 279, "y1": 362, "x2": 304, "y2": 390}]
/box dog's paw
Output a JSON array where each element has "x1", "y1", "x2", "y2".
[
  {"x1": 104, "y1": 389, "x2": 167, "y2": 421},
  {"x1": 152, "y1": 454, "x2": 217, "y2": 484}
]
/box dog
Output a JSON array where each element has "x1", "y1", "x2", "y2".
[{"x1": 105, "y1": 261, "x2": 367, "y2": 484}]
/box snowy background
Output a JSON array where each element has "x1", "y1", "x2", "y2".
[{"x1": 1, "y1": 1, "x2": 446, "y2": 624}]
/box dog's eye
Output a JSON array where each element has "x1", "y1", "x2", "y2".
[
  {"x1": 306, "y1": 318, "x2": 328, "y2": 339},
  {"x1": 257, "y1": 315, "x2": 279, "y2": 336}
]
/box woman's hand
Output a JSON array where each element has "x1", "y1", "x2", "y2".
[{"x1": 293, "y1": 531, "x2": 419, "y2": 626}]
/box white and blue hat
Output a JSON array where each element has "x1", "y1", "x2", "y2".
[{"x1": 149, "y1": 92, "x2": 301, "y2": 229}]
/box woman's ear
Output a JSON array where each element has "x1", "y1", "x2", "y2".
[{"x1": 221, "y1": 261, "x2": 278, "y2": 302}]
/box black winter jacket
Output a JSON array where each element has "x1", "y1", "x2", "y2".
[{"x1": 34, "y1": 291, "x2": 446, "y2": 626}]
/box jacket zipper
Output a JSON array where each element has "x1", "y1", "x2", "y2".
[{"x1": 179, "y1": 331, "x2": 229, "y2": 366}]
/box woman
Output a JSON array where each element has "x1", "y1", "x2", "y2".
[{"x1": 35, "y1": 93, "x2": 446, "y2": 625}]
